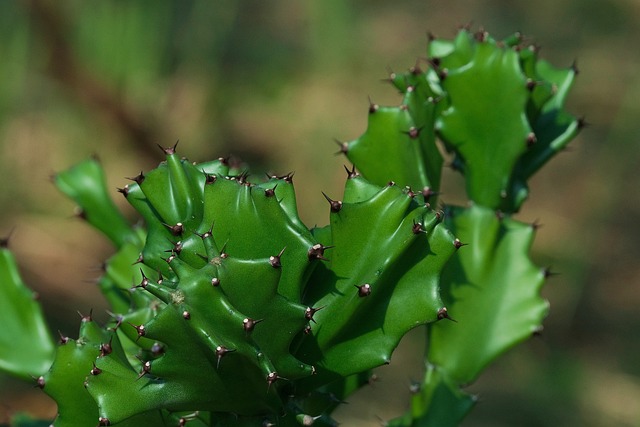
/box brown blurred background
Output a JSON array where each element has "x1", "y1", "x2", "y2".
[{"x1": 0, "y1": 0, "x2": 639, "y2": 425}]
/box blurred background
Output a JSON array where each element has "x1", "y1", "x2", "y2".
[{"x1": 0, "y1": 0, "x2": 638, "y2": 425}]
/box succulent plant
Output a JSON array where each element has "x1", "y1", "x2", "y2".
[
  {"x1": 0, "y1": 27, "x2": 579, "y2": 427},
  {"x1": 342, "y1": 28, "x2": 580, "y2": 426}
]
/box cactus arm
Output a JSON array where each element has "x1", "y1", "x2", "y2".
[
  {"x1": 295, "y1": 177, "x2": 457, "y2": 389},
  {"x1": 434, "y1": 35, "x2": 532, "y2": 210},
  {"x1": 345, "y1": 74, "x2": 443, "y2": 194},
  {"x1": 0, "y1": 245, "x2": 54, "y2": 380},
  {"x1": 428, "y1": 205, "x2": 549, "y2": 384},
  {"x1": 387, "y1": 365, "x2": 475, "y2": 427},
  {"x1": 53, "y1": 158, "x2": 136, "y2": 248}
]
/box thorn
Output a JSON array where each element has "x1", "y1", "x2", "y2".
[
  {"x1": 269, "y1": 247, "x2": 286, "y2": 268},
  {"x1": 322, "y1": 192, "x2": 342, "y2": 213},
  {"x1": 570, "y1": 59, "x2": 579, "y2": 75},
  {"x1": 58, "y1": 330, "x2": 70, "y2": 344},
  {"x1": 412, "y1": 220, "x2": 424, "y2": 235},
  {"x1": 151, "y1": 342, "x2": 165, "y2": 356},
  {"x1": 421, "y1": 187, "x2": 438, "y2": 202},
  {"x1": 128, "y1": 322, "x2": 146, "y2": 341},
  {"x1": 132, "y1": 253, "x2": 144, "y2": 265},
  {"x1": 0, "y1": 228, "x2": 14, "y2": 248},
  {"x1": 34, "y1": 375, "x2": 45, "y2": 389},
  {"x1": 531, "y1": 219, "x2": 543, "y2": 229},
  {"x1": 182, "y1": 310, "x2": 191, "y2": 320},
  {"x1": 125, "y1": 171, "x2": 145, "y2": 185},
  {"x1": 438, "y1": 68, "x2": 448, "y2": 80},
  {"x1": 355, "y1": 283, "x2": 372, "y2": 297},
  {"x1": 532, "y1": 325, "x2": 544, "y2": 337},
  {"x1": 344, "y1": 164, "x2": 359, "y2": 179},
  {"x1": 264, "y1": 185, "x2": 277, "y2": 197},
  {"x1": 305, "y1": 306, "x2": 324, "y2": 323},
  {"x1": 136, "y1": 360, "x2": 151, "y2": 380},
  {"x1": 158, "y1": 140, "x2": 179, "y2": 155},
  {"x1": 163, "y1": 222, "x2": 184, "y2": 236},
  {"x1": 78, "y1": 309, "x2": 93, "y2": 323},
  {"x1": 437, "y1": 307, "x2": 456, "y2": 322},
  {"x1": 474, "y1": 29, "x2": 488, "y2": 42},
  {"x1": 99, "y1": 338, "x2": 113, "y2": 357},
  {"x1": 404, "y1": 126, "x2": 422, "y2": 139},
  {"x1": 577, "y1": 116, "x2": 589, "y2": 129},
  {"x1": 266, "y1": 371, "x2": 287, "y2": 391},
  {"x1": 427, "y1": 31, "x2": 436, "y2": 42},
  {"x1": 368, "y1": 96, "x2": 379, "y2": 113},
  {"x1": 74, "y1": 207, "x2": 87, "y2": 220},
  {"x1": 211, "y1": 277, "x2": 220, "y2": 287},
  {"x1": 136, "y1": 269, "x2": 150, "y2": 289},
  {"x1": 98, "y1": 417, "x2": 111, "y2": 426},
  {"x1": 91, "y1": 362, "x2": 102, "y2": 376},
  {"x1": 453, "y1": 238, "x2": 467, "y2": 249},
  {"x1": 526, "y1": 132, "x2": 537, "y2": 147},
  {"x1": 116, "y1": 186, "x2": 130, "y2": 197},
  {"x1": 196, "y1": 223, "x2": 214, "y2": 240},
  {"x1": 303, "y1": 324, "x2": 312, "y2": 335},
  {"x1": 165, "y1": 240, "x2": 183, "y2": 254},
  {"x1": 334, "y1": 139, "x2": 349, "y2": 155},
  {"x1": 526, "y1": 79, "x2": 538, "y2": 91},
  {"x1": 215, "y1": 345, "x2": 236, "y2": 369},
  {"x1": 278, "y1": 172, "x2": 294, "y2": 184},
  {"x1": 243, "y1": 317, "x2": 263, "y2": 333},
  {"x1": 543, "y1": 267, "x2": 559, "y2": 279},
  {"x1": 409, "y1": 58, "x2": 422, "y2": 75},
  {"x1": 205, "y1": 173, "x2": 217, "y2": 185},
  {"x1": 308, "y1": 243, "x2": 333, "y2": 261}
]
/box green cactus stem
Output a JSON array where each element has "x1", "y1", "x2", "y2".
[{"x1": 0, "y1": 240, "x2": 54, "y2": 381}]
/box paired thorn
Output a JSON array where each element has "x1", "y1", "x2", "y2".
[
  {"x1": 322, "y1": 192, "x2": 342, "y2": 213},
  {"x1": 305, "y1": 306, "x2": 324, "y2": 323},
  {"x1": 368, "y1": 96, "x2": 379, "y2": 113},
  {"x1": 355, "y1": 283, "x2": 372, "y2": 297},
  {"x1": 99, "y1": 338, "x2": 113, "y2": 357},
  {"x1": 136, "y1": 360, "x2": 152, "y2": 380},
  {"x1": 163, "y1": 222, "x2": 184, "y2": 236},
  {"x1": 344, "y1": 164, "x2": 359, "y2": 179},
  {"x1": 404, "y1": 126, "x2": 422, "y2": 139},
  {"x1": 421, "y1": 186, "x2": 438, "y2": 202},
  {"x1": 412, "y1": 220, "x2": 424, "y2": 235},
  {"x1": 269, "y1": 247, "x2": 286, "y2": 268},
  {"x1": 437, "y1": 307, "x2": 457, "y2": 322},
  {"x1": 158, "y1": 140, "x2": 179, "y2": 155},
  {"x1": 264, "y1": 185, "x2": 277, "y2": 197},
  {"x1": 453, "y1": 238, "x2": 467, "y2": 249},
  {"x1": 125, "y1": 171, "x2": 145, "y2": 185},
  {"x1": 90, "y1": 362, "x2": 102, "y2": 376},
  {"x1": 78, "y1": 309, "x2": 93, "y2": 323},
  {"x1": 543, "y1": 266, "x2": 559, "y2": 279},
  {"x1": 243, "y1": 317, "x2": 263, "y2": 333},
  {"x1": 129, "y1": 322, "x2": 146, "y2": 341},
  {"x1": 334, "y1": 139, "x2": 349, "y2": 155},
  {"x1": 116, "y1": 186, "x2": 130, "y2": 197},
  {"x1": 35, "y1": 375, "x2": 45, "y2": 389},
  {"x1": 308, "y1": 243, "x2": 333, "y2": 261},
  {"x1": 215, "y1": 345, "x2": 236, "y2": 369},
  {"x1": 58, "y1": 330, "x2": 70, "y2": 345}
]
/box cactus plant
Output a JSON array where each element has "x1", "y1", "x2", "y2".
[{"x1": 0, "y1": 27, "x2": 579, "y2": 426}]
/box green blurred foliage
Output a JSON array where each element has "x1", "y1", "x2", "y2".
[{"x1": 0, "y1": 0, "x2": 639, "y2": 426}]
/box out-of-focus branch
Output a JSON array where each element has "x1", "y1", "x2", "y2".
[{"x1": 23, "y1": 0, "x2": 164, "y2": 162}]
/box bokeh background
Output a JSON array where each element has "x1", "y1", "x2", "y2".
[{"x1": 1, "y1": 0, "x2": 639, "y2": 426}]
